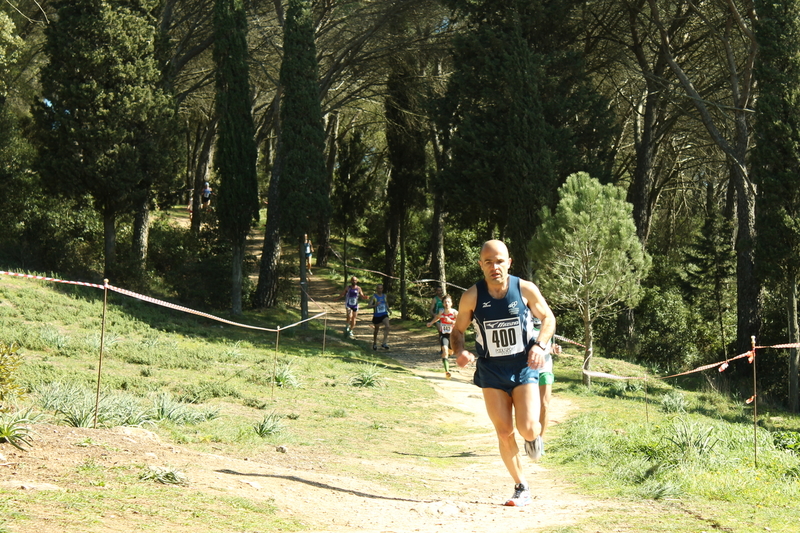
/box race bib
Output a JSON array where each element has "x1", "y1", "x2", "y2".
[
  {"x1": 440, "y1": 323, "x2": 453, "y2": 334},
  {"x1": 483, "y1": 317, "x2": 524, "y2": 357},
  {"x1": 376, "y1": 303, "x2": 387, "y2": 314},
  {"x1": 347, "y1": 296, "x2": 358, "y2": 306}
]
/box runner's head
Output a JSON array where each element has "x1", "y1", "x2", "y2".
[
  {"x1": 375, "y1": 283, "x2": 384, "y2": 294},
  {"x1": 479, "y1": 240, "x2": 512, "y2": 286},
  {"x1": 350, "y1": 276, "x2": 358, "y2": 286},
  {"x1": 443, "y1": 295, "x2": 453, "y2": 309}
]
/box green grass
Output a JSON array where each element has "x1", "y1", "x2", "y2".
[
  {"x1": 3, "y1": 272, "x2": 800, "y2": 532},
  {"x1": 541, "y1": 349, "x2": 800, "y2": 532}
]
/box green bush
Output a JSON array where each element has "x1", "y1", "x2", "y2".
[{"x1": 634, "y1": 287, "x2": 697, "y2": 372}]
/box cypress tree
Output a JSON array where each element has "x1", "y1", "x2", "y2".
[
  {"x1": 36, "y1": 0, "x2": 178, "y2": 279},
  {"x1": 278, "y1": 0, "x2": 329, "y2": 319},
  {"x1": 439, "y1": 0, "x2": 617, "y2": 277},
  {"x1": 213, "y1": 0, "x2": 260, "y2": 315},
  {"x1": 752, "y1": 0, "x2": 800, "y2": 411}
]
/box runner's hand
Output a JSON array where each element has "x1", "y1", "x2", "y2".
[
  {"x1": 527, "y1": 344, "x2": 548, "y2": 369},
  {"x1": 456, "y1": 351, "x2": 475, "y2": 368}
]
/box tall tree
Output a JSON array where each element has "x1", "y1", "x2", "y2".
[
  {"x1": 276, "y1": 0, "x2": 329, "y2": 319},
  {"x1": 752, "y1": 0, "x2": 800, "y2": 412},
  {"x1": 213, "y1": 0, "x2": 260, "y2": 315},
  {"x1": 332, "y1": 126, "x2": 373, "y2": 284},
  {"x1": 530, "y1": 172, "x2": 651, "y2": 386},
  {"x1": 385, "y1": 57, "x2": 427, "y2": 314},
  {"x1": 647, "y1": 0, "x2": 761, "y2": 354},
  {"x1": 683, "y1": 183, "x2": 736, "y2": 362},
  {"x1": 35, "y1": 0, "x2": 178, "y2": 279},
  {"x1": 439, "y1": 0, "x2": 616, "y2": 277}
]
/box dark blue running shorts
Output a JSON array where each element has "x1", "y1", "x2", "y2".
[{"x1": 474, "y1": 355, "x2": 539, "y2": 395}]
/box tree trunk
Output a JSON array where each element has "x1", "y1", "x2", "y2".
[
  {"x1": 254, "y1": 150, "x2": 283, "y2": 309},
  {"x1": 103, "y1": 207, "x2": 117, "y2": 280},
  {"x1": 191, "y1": 121, "x2": 216, "y2": 233},
  {"x1": 343, "y1": 233, "x2": 349, "y2": 285},
  {"x1": 400, "y1": 214, "x2": 407, "y2": 319},
  {"x1": 732, "y1": 159, "x2": 761, "y2": 353},
  {"x1": 299, "y1": 237, "x2": 309, "y2": 326},
  {"x1": 427, "y1": 189, "x2": 446, "y2": 288},
  {"x1": 317, "y1": 112, "x2": 339, "y2": 268},
  {"x1": 582, "y1": 318, "x2": 593, "y2": 388},
  {"x1": 132, "y1": 192, "x2": 150, "y2": 271},
  {"x1": 789, "y1": 271, "x2": 799, "y2": 412},
  {"x1": 384, "y1": 215, "x2": 400, "y2": 294},
  {"x1": 254, "y1": 93, "x2": 284, "y2": 310},
  {"x1": 231, "y1": 238, "x2": 244, "y2": 315}
]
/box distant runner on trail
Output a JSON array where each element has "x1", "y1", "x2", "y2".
[
  {"x1": 429, "y1": 286, "x2": 445, "y2": 329},
  {"x1": 451, "y1": 239, "x2": 556, "y2": 508},
  {"x1": 340, "y1": 276, "x2": 366, "y2": 338},
  {"x1": 427, "y1": 294, "x2": 458, "y2": 379},
  {"x1": 369, "y1": 283, "x2": 391, "y2": 350}
]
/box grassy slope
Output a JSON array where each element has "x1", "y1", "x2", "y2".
[{"x1": 2, "y1": 272, "x2": 800, "y2": 532}]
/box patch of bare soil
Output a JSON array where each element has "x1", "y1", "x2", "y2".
[{"x1": 1, "y1": 273, "x2": 610, "y2": 533}]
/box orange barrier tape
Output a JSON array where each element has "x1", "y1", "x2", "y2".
[{"x1": 1, "y1": 270, "x2": 327, "y2": 333}]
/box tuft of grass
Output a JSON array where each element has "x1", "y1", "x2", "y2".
[
  {"x1": 253, "y1": 412, "x2": 283, "y2": 438},
  {"x1": 660, "y1": 390, "x2": 688, "y2": 413},
  {"x1": 349, "y1": 363, "x2": 384, "y2": 387},
  {"x1": 139, "y1": 465, "x2": 189, "y2": 485},
  {"x1": 0, "y1": 409, "x2": 38, "y2": 450}
]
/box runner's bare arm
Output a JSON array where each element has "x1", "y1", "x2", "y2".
[
  {"x1": 452, "y1": 286, "x2": 477, "y2": 367},
  {"x1": 426, "y1": 312, "x2": 442, "y2": 328},
  {"x1": 520, "y1": 279, "x2": 556, "y2": 369}
]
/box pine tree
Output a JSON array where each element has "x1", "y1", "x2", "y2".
[
  {"x1": 530, "y1": 172, "x2": 650, "y2": 386},
  {"x1": 213, "y1": 0, "x2": 260, "y2": 315},
  {"x1": 752, "y1": 0, "x2": 800, "y2": 411}
]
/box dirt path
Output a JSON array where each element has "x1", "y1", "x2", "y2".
[{"x1": 2, "y1": 273, "x2": 607, "y2": 533}]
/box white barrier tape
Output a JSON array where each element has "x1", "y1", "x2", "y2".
[
  {"x1": 107, "y1": 284, "x2": 326, "y2": 333},
  {"x1": 1, "y1": 269, "x2": 327, "y2": 333},
  {"x1": 1, "y1": 270, "x2": 105, "y2": 289},
  {"x1": 327, "y1": 247, "x2": 469, "y2": 291}
]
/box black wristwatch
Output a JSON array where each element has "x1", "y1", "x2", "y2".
[{"x1": 533, "y1": 341, "x2": 547, "y2": 350}]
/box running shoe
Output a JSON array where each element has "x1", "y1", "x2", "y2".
[
  {"x1": 445, "y1": 372, "x2": 451, "y2": 379},
  {"x1": 524, "y1": 435, "x2": 543, "y2": 461},
  {"x1": 381, "y1": 343, "x2": 389, "y2": 350},
  {"x1": 372, "y1": 344, "x2": 377, "y2": 350},
  {"x1": 504, "y1": 483, "x2": 531, "y2": 507},
  {"x1": 348, "y1": 331, "x2": 355, "y2": 338}
]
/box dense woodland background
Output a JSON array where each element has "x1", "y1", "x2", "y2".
[{"x1": 1, "y1": 0, "x2": 799, "y2": 410}]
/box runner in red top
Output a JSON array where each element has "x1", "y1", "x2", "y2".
[{"x1": 427, "y1": 294, "x2": 459, "y2": 379}]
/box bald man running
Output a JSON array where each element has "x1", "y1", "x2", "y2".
[{"x1": 451, "y1": 239, "x2": 556, "y2": 507}]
